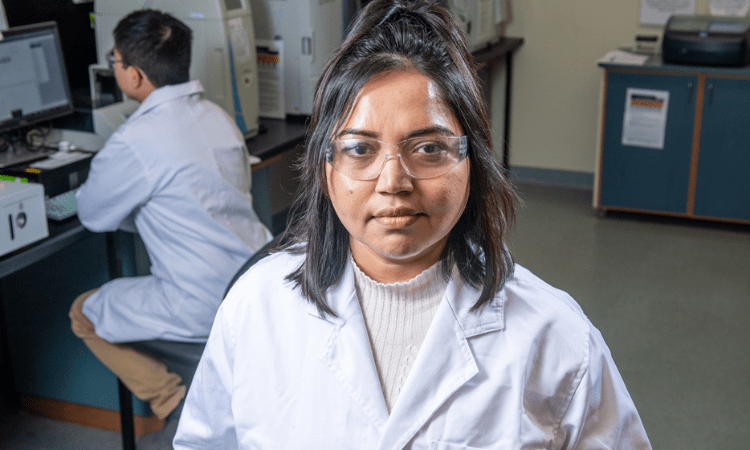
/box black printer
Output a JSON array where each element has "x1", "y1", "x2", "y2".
[{"x1": 662, "y1": 15, "x2": 750, "y2": 66}]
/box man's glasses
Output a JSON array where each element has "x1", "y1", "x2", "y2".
[
  {"x1": 105, "y1": 50, "x2": 124, "y2": 70},
  {"x1": 326, "y1": 135, "x2": 468, "y2": 180}
]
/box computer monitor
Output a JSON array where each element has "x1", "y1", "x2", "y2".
[
  {"x1": 0, "y1": 21, "x2": 74, "y2": 134},
  {"x1": 0, "y1": 1, "x2": 8, "y2": 31}
]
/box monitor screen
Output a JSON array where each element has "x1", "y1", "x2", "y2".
[{"x1": 0, "y1": 21, "x2": 74, "y2": 133}]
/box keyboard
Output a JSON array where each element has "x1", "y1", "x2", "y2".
[
  {"x1": 31, "y1": 151, "x2": 91, "y2": 170},
  {"x1": 45, "y1": 189, "x2": 78, "y2": 221}
]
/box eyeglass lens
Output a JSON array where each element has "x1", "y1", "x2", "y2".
[
  {"x1": 328, "y1": 136, "x2": 467, "y2": 180},
  {"x1": 106, "y1": 50, "x2": 120, "y2": 69}
]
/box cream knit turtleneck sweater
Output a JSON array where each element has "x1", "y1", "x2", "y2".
[{"x1": 352, "y1": 259, "x2": 448, "y2": 412}]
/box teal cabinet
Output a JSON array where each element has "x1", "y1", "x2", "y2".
[
  {"x1": 693, "y1": 78, "x2": 750, "y2": 221},
  {"x1": 597, "y1": 60, "x2": 750, "y2": 224}
]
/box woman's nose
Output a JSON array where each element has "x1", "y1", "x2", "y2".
[{"x1": 376, "y1": 154, "x2": 414, "y2": 193}]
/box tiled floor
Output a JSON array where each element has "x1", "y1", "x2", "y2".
[{"x1": 1, "y1": 182, "x2": 749, "y2": 448}]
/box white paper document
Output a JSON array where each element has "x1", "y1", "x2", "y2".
[
  {"x1": 621, "y1": 88, "x2": 670, "y2": 150},
  {"x1": 640, "y1": 0, "x2": 696, "y2": 25},
  {"x1": 256, "y1": 39, "x2": 285, "y2": 119},
  {"x1": 710, "y1": 0, "x2": 750, "y2": 16},
  {"x1": 228, "y1": 18, "x2": 252, "y2": 60},
  {"x1": 599, "y1": 50, "x2": 650, "y2": 65}
]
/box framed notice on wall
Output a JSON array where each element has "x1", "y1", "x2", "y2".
[
  {"x1": 640, "y1": 0, "x2": 696, "y2": 25},
  {"x1": 710, "y1": 0, "x2": 750, "y2": 16}
]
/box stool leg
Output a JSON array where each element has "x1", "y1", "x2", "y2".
[{"x1": 118, "y1": 379, "x2": 136, "y2": 450}]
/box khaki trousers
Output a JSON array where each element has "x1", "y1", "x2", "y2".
[{"x1": 69, "y1": 289, "x2": 186, "y2": 420}]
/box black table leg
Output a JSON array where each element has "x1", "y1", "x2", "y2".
[{"x1": 118, "y1": 379, "x2": 136, "y2": 450}]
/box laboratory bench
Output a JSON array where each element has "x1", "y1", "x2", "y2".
[
  {"x1": 0, "y1": 117, "x2": 307, "y2": 435},
  {"x1": 596, "y1": 54, "x2": 750, "y2": 224},
  {"x1": 0, "y1": 116, "x2": 307, "y2": 276}
]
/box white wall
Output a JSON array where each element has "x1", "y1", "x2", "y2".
[{"x1": 498, "y1": 0, "x2": 716, "y2": 175}]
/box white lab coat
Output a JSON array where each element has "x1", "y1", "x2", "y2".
[
  {"x1": 76, "y1": 81, "x2": 272, "y2": 343},
  {"x1": 174, "y1": 251, "x2": 651, "y2": 449}
]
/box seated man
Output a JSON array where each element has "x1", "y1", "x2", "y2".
[{"x1": 69, "y1": 9, "x2": 272, "y2": 422}]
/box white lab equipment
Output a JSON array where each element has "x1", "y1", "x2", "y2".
[
  {"x1": 0, "y1": 180, "x2": 48, "y2": 257},
  {"x1": 40, "y1": 64, "x2": 138, "y2": 153},
  {"x1": 94, "y1": 0, "x2": 260, "y2": 137},
  {"x1": 250, "y1": 0, "x2": 343, "y2": 117},
  {"x1": 446, "y1": 0, "x2": 506, "y2": 51},
  {"x1": 89, "y1": 64, "x2": 139, "y2": 142}
]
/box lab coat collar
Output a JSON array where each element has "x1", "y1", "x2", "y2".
[
  {"x1": 445, "y1": 268, "x2": 507, "y2": 339},
  {"x1": 314, "y1": 258, "x2": 507, "y2": 447},
  {"x1": 316, "y1": 259, "x2": 390, "y2": 429},
  {"x1": 127, "y1": 80, "x2": 204, "y2": 122}
]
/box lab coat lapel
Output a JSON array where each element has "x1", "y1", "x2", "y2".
[
  {"x1": 377, "y1": 274, "x2": 506, "y2": 450},
  {"x1": 315, "y1": 261, "x2": 390, "y2": 432}
]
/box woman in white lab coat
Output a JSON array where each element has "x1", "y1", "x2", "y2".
[{"x1": 173, "y1": 0, "x2": 652, "y2": 448}]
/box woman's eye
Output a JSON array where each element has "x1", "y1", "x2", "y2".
[
  {"x1": 343, "y1": 144, "x2": 372, "y2": 156},
  {"x1": 415, "y1": 142, "x2": 447, "y2": 154}
]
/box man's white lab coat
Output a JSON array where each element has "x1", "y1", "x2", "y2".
[
  {"x1": 174, "y1": 252, "x2": 651, "y2": 449},
  {"x1": 76, "y1": 81, "x2": 272, "y2": 343}
]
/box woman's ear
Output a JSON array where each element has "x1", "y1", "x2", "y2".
[{"x1": 322, "y1": 165, "x2": 332, "y2": 199}]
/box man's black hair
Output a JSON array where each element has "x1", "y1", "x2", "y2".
[{"x1": 114, "y1": 9, "x2": 192, "y2": 88}]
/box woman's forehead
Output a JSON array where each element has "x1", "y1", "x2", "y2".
[{"x1": 335, "y1": 69, "x2": 459, "y2": 137}]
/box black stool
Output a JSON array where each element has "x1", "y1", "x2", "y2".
[{"x1": 117, "y1": 340, "x2": 205, "y2": 450}]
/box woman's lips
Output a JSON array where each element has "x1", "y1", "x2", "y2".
[{"x1": 373, "y1": 208, "x2": 421, "y2": 228}]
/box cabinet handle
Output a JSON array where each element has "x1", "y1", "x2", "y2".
[
  {"x1": 707, "y1": 83, "x2": 714, "y2": 104},
  {"x1": 687, "y1": 82, "x2": 694, "y2": 104}
]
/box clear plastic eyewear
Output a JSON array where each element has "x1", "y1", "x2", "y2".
[
  {"x1": 326, "y1": 135, "x2": 468, "y2": 180},
  {"x1": 105, "y1": 50, "x2": 124, "y2": 70}
]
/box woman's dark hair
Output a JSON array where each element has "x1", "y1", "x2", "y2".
[
  {"x1": 113, "y1": 9, "x2": 191, "y2": 88},
  {"x1": 281, "y1": 0, "x2": 516, "y2": 317}
]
